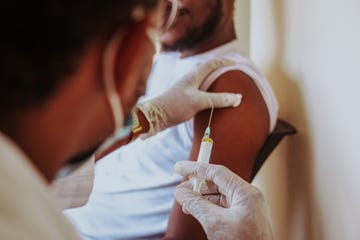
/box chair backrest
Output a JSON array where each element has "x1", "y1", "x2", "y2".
[{"x1": 250, "y1": 119, "x2": 297, "y2": 181}]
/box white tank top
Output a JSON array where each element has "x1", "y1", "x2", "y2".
[{"x1": 64, "y1": 40, "x2": 279, "y2": 239}]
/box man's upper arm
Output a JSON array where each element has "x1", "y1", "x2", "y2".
[
  {"x1": 192, "y1": 70, "x2": 270, "y2": 181},
  {"x1": 165, "y1": 70, "x2": 270, "y2": 239}
]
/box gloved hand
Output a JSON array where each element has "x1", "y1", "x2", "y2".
[
  {"x1": 174, "y1": 161, "x2": 274, "y2": 240},
  {"x1": 136, "y1": 58, "x2": 242, "y2": 137}
]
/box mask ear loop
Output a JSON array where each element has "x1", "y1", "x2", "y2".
[
  {"x1": 103, "y1": 30, "x2": 125, "y2": 134},
  {"x1": 102, "y1": 5, "x2": 147, "y2": 137},
  {"x1": 98, "y1": 29, "x2": 135, "y2": 154},
  {"x1": 103, "y1": 5, "x2": 146, "y2": 133},
  {"x1": 164, "y1": 0, "x2": 179, "y2": 30}
]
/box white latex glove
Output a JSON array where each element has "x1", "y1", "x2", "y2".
[
  {"x1": 137, "y1": 58, "x2": 242, "y2": 137},
  {"x1": 174, "y1": 161, "x2": 273, "y2": 240}
]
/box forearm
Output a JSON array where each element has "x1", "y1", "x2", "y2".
[
  {"x1": 95, "y1": 108, "x2": 150, "y2": 161},
  {"x1": 165, "y1": 202, "x2": 207, "y2": 240}
]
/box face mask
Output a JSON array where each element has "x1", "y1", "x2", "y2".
[
  {"x1": 55, "y1": 146, "x2": 98, "y2": 180},
  {"x1": 55, "y1": 117, "x2": 133, "y2": 180},
  {"x1": 55, "y1": 5, "x2": 163, "y2": 180},
  {"x1": 56, "y1": 30, "x2": 133, "y2": 180},
  {"x1": 98, "y1": 4, "x2": 163, "y2": 151},
  {"x1": 96, "y1": 29, "x2": 134, "y2": 153}
]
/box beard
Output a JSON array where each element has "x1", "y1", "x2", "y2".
[{"x1": 162, "y1": 0, "x2": 222, "y2": 52}]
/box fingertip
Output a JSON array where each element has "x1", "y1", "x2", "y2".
[
  {"x1": 174, "y1": 182, "x2": 199, "y2": 203},
  {"x1": 210, "y1": 93, "x2": 243, "y2": 109},
  {"x1": 174, "y1": 187, "x2": 202, "y2": 215},
  {"x1": 174, "y1": 161, "x2": 186, "y2": 175},
  {"x1": 232, "y1": 94, "x2": 243, "y2": 107},
  {"x1": 174, "y1": 161, "x2": 198, "y2": 176}
]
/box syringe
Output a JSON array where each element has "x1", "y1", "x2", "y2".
[{"x1": 193, "y1": 107, "x2": 214, "y2": 192}]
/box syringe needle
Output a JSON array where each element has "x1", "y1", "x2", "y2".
[{"x1": 207, "y1": 107, "x2": 214, "y2": 128}]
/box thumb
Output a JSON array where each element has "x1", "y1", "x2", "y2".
[
  {"x1": 197, "y1": 92, "x2": 242, "y2": 109},
  {"x1": 175, "y1": 182, "x2": 222, "y2": 220}
]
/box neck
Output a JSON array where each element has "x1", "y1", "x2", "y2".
[{"x1": 180, "y1": 21, "x2": 236, "y2": 58}]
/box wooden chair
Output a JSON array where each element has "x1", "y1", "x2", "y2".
[{"x1": 250, "y1": 119, "x2": 297, "y2": 181}]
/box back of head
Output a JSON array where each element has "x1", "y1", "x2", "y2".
[{"x1": 0, "y1": 0, "x2": 158, "y2": 119}]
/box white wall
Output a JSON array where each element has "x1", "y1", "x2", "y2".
[
  {"x1": 236, "y1": 0, "x2": 360, "y2": 239},
  {"x1": 234, "y1": 0, "x2": 250, "y2": 56}
]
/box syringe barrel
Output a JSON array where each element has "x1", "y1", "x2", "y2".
[
  {"x1": 197, "y1": 138, "x2": 213, "y2": 164},
  {"x1": 193, "y1": 137, "x2": 213, "y2": 192}
]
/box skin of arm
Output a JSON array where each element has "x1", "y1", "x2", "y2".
[
  {"x1": 95, "y1": 108, "x2": 150, "y2": 160},
  {"x1": 164, "y1": 70, "x2": 270, "y2": 239}
]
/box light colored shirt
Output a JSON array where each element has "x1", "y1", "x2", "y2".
[
  {"x1": 52, "y1": 157, "x2": 95, "y2": 210},
  {"x1": 65, "y1": 40, "x2": 279, "y2": 239},
  {"x1": 0, "y1": 132, "x2": 81, "y2": 239}
]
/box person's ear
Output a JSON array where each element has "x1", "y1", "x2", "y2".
[{"x1": 108, "y1": 17, "x2": 157, "y2": 116}]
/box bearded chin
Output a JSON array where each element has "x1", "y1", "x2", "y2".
[{"x1": 161, "y1": 0, "x2": 222, "y2": 52}]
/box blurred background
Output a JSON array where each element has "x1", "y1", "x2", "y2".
[{"x1": 234, "y1": 0, "x2": 360, "y2": 239}]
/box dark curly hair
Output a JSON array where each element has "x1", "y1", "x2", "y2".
[{"x1": 0, "y1": 0, "x2": 158, "y2": 116}]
